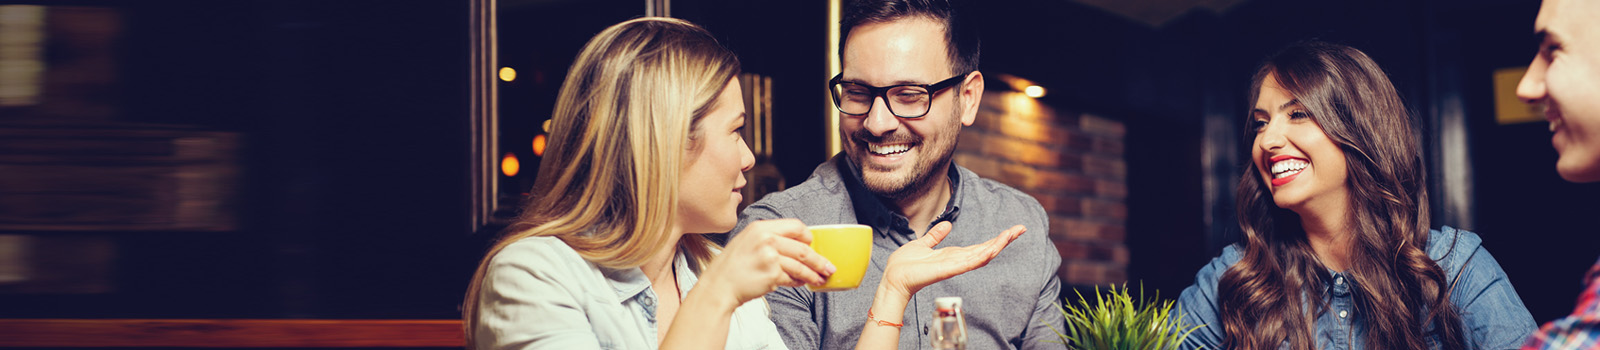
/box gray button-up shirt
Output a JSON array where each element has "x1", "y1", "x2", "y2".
[{"x1": 731, "y1": 155, "x2": 1065, "y2": 350}]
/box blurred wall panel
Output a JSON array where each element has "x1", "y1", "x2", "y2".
[
  {"x1": 0, "y1": 234, "x2": 114, "y2": 294},
  {"x1": 0, "y1": 127, "x2": 239, "y2": 231},
  {"x1": 0, "y1": 0, "x2": 475, "y2": 319},
  {"x1": 0, "y1": 5, "x2": 45, "y2": 108},
  {"x1": 0, "y1": 6, "x2": 122, "y2": 121}
]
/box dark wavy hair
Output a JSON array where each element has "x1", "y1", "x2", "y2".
[
  {"x1": 840, "y1": 0, "x2": 979, "y2": 76},
  {"x1": 1216, "y1": 41, "x2": 1468, "y2": 350}
]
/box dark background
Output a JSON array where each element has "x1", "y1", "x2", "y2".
[
  {"x1": 1, "y1": 0, "x2": 1593, "y2": 326},
  {"x1": 0, "y1": 0, "x2": 474, "y2": 318}
]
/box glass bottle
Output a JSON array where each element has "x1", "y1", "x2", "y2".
[{"x1": 932, "y1": 297, "x2": 966, "y2": 350}]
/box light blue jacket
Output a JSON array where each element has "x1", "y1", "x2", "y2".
[{"x1": 472, "y1": 236, "x2": 788, "y2": 350}]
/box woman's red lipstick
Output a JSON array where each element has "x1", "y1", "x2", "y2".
[{"x1": 1268, "y1": 155, "x2": 1304, "y2": 187}]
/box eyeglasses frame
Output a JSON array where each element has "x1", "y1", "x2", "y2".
[{"x1": 828, "y1": 73, "x2": 968, "y2": 119}]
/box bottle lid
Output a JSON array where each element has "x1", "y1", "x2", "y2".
[{"x1": 935, "y1": 297, "x2": 962, "y2": 312}]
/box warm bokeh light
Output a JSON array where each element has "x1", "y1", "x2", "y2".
[
  {"x1": 1024, "y1": 85, "x2": 1046, "y2": 98},
  {"x1": 542, "y1": 119, "x2": 551, "y2": 132},
  {"x1": 1005, "y1": 92, "x2": 1042, "y2": 119},
  {"x1": 498, "y1": 67, "x2": 517, "y2": 82},
  {"x1": 501, "y1": 152, "x2": 520, "y2": 177},
  {"x1": 532, "y1": 134, "x2": 547, "y2": 157}
]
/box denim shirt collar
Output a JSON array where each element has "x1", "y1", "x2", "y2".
[
  {"x1": 1321, "y1": 269, "x2": 1353, "y2": 298},
  {"x1": 1312, "y1": 226, "x2": 1480, "y2": 300},
  {"x1": 599, "y1": 251, "x2": 695, "y2": 306},
  {"x1": 836, "y1": 155, "x2": 963, "y2": 245},
  {"x1": 1178, "y1": 226, "x2": 1537, "y2": 350}
]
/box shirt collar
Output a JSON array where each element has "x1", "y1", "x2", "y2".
[
  {"x1": 600, "y1": 251, "x2": 695, "y2": 303},
  {"x1": 600, "y1": 264, "x2": 649, "y2": 304},
  {"x1": 672, "y1": 252, "x2": 698, "y2": 297},
  {"x1": 1321, "y1": 268, "x2": 1352, "y2": 297},
  {"x1": 835, "y1": 155, "x2": 964, "y2": 243}
]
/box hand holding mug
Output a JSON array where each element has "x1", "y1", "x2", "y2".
[{"x1": 698, "y1": 219, "x2": 838, "y2": 307}]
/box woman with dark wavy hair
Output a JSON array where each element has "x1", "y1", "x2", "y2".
[{"x1": 1176, "y1": 41, "x2": 1536, "y2": 350}]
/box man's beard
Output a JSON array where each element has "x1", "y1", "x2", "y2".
[{"x1": 849, "y1": 129, "x2": 956, "y2": 201}]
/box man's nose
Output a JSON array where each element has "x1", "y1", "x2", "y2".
[{"x1": 862, "y1": 96, "x2": 901, "y2": 137}]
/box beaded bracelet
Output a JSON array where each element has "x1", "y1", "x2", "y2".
[{"x1": 868, "y1": 309, "x2": 903, "y2": 328}]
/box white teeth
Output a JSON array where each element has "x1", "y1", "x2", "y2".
[
  {"x1": 868, "y1": 143, "x2": 912, "y2": 155},
  {"x1": 1270, "y1": 159, "x2": 1308, "y2": 179},
  {"x1": 1551, "y1": 118, "x2": 1562, "y2": 132}
]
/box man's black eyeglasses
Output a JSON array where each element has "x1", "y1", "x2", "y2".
[{"x1": 828, "y1": 73, "x2": 966, "y2": 119}]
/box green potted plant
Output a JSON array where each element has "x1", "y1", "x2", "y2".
[{"x1": 1048, "y1": 283, "x2": 1204, "y2": 350}]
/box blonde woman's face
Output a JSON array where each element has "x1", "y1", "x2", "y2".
[{"x1": 678, "y1": 78, "x2": 756, "y2": 234}]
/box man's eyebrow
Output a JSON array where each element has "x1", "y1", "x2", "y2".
[{"x1": 840, "y1": 78, "x2": 931, "y2": 87}]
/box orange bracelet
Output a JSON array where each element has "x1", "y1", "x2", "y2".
[{"x1": 868, "y1": 309, "x2": 903, "y2": 328}]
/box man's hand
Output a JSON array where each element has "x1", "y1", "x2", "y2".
[{"x1": 878, "y1": 222, "x2": 1026, "y2": 298}]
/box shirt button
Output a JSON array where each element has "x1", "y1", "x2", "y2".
[
  {"x1": 1338, "y1": 310, "x2": 1348, "y2": 318},
  {"x1": 1335, "y1": 276, "x2": 1344, "y2": 285},
  {"x1": 642, "y1": 297, "x2": 654, "y2": 307},
  {"x1": 923, "y1": 325, "x2": 929, "y2": 335}
]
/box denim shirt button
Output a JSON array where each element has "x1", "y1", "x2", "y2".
[
  {"x1": 1334, "y1": 276, "x2": 1343, "y2": 285},
  {"x1": 1338, "y1": 310, "x2": 1348, "y2": 318}
]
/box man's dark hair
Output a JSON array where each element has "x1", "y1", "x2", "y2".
[{"x1": 840, "y1": 0, "x2": 979, "y2": 76}]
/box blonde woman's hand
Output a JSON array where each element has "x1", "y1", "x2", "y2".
[
  {"x1": 879, "y1": 222, "x2": 1025, "y2": 299},
  {"x1": 698, "y1": 219, "x2": 838, "y2": 309}
]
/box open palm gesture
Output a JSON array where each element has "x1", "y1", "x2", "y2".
[{"x1": 879, "y1": 222, "x2": 1027, "y2": 297}]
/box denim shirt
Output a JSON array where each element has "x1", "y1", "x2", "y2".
[
  {"x1": 1176, "y1": 227, "x2": 1536, "y2": 350},
  {"x1": 732, "y1": 155, "x2": 1065, "y2": 350},
  {"x1": 472, "y1": 236, "x2": 788, "y2": 350}
]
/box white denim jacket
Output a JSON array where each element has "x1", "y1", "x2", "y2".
[{"x1": 473, "y1": 236, "x2": 789, "y2": 350}]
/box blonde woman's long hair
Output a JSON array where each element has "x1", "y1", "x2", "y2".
[{"x1": 462, "y1": 17, "x2": 739, "y2": 347}]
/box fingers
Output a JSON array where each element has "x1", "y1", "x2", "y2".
[
  {"x1": 912, "y1": 221, "x2": 954, "y2": 248},
  {"x1": 971, "y1": 225, "x2": 1025, "y2": 263},
  {"x1": 770, "y1": 235, "x2": 837, "y2": 282},
  {"x1": 757, "y1": 218, "x2": 812, "y2": 244},
  {"x1": 983, "y1": 225, "x2": 1026, "y2": 255},
  {"x1": 950, "y1": 225, "x2": 1027, "y2": 271},
  {"x1": 776, "y1": 256, "x2": 825, "y2": 286}
]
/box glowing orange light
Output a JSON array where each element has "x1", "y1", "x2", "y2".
[
  {"x1": 498, "y1": 67, "x2": 517, "y2": 82},
  {"x1": 532, "y1": 134, "x2": 548, "y2": 157},
  {"x1": 1024, "y1": 85, "x2": 1046, "y2": 98},
  {"x1": 501, "y1": 152, "x2": 520, "y2": 177}
]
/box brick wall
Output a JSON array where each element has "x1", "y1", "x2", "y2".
[{"x1": 954, "y1": 91, "x2": 1128, "y2": 287}]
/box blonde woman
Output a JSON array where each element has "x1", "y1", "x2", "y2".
[{"x1": 463, "y1": 17, "x2": 1022, "y2": 350}]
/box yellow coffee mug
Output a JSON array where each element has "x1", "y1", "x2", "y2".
[{"x1": 806, "y1": 224, "x2": 873, "y2": 292}]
